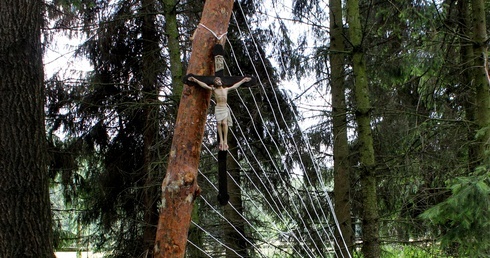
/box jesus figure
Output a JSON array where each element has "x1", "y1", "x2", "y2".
[{"x1": 188, "y1": 76, "x2": 251, "y2": 150}]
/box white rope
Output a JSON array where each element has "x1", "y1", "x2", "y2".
[
  {"x1": 196, "y1": 159, "x2": 284, "y2": 256},
  {"x1": 227, "y1": 13, "x2": 333, "y2": 256},
  {"x1": 269, "y1": 5, "x2": 353, "y2": 256},
  {"x1": 221, "y1": 33, "x2": 329, "y2": 252},
  {"x1": 200, "y1": 123, "x2": 314, "y2": 257},
  {"x1": 217, "y1": 135, "x2": 319, "y2": 257},
  {"x1": 200, "y1": 195, "x2": 268, "y2": 257},
  {"x1": 193, "y1": 17, "x2": 334, "y2": 254},
  {"x1": 197, "y1": 78, "x2": 337, "y2": 256},
  {"x1": 191, "y1": 220, "x2": 245, "y2": 257},
  {"x1": 229, "y1": 2, "x2": 351, "y2": 256},
  {"x1": 199, "y1": 23, "x2": 227, "y2": 40},
  {"x1": 190, "y1": 2, "x2": 352, "y2": 257},
  {"x1": 225, "y1": 98, "x2": 326, "y2": 257},
  {"x1": 225, "y1": 171, "x2": 305, "y2": 257},
  {"x1": 186, "y1": 240, "x2": 213, "y2": 258},
  {"x1": 216, "y1": 55, "x2": 327, "y2": 255}
]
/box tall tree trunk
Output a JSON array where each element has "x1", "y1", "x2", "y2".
[
  {"x1": 162, "y1": 0, "x2": 184, "y2": 101},
  {"x1": 162, "y1": 2, "x2": 207, "y2": 255},
  {"x1": 141, "y1": 0, "x2": 161, "y2": 255},
  {"x1": 0, "y1": 1, "x2": 55, "y2": 257},
  {"x1": 471, "y1": 0, "x2": 490, "y2": 165},
  {"x1": 153, "y1": 1, "x2": 235, "y2": 257},
  {"x1": 346, "y1": 0, "x2": 380, "y2": 257},
  {"x1": 329, "y1": 0, "x2": 353, "y2": 256},
  {"x1": 224, "y1": 135, "x2": 248, "y2": 257},
  {"x1": 458, "y1": 0, "x2": 477, "y2": 172}
]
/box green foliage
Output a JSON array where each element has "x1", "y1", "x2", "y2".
[
  {"x1": 381, "y1": 244, "x2": 451, "y2": 258},
  {"x1": 46, "y1": 0, "x2": 169, "y2": 255},
  {"x1": 352, "y1": 244, "x2": 452, "y2": 258},
  {"x1": 420, "y1": 168, "x2": 490, "y2": 257},
  {"x1": 52, "y1": 208, "x2": 79, "y2": 250}
]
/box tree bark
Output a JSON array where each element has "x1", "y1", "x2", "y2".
[
  {"x1": 0, "y1": 0, "x2": 55, "y2": 257},
  {"x1": 471, "y1": 0, "x2": 490, "y2": 165},
  {"x1": 329, "y1": 0, "x2": 353, "y2": 256},
  {"x1": 153, "y1": 1, "x2": 234, "y2": 257},
  {"x1": 163, "y1": 0, "x2": 184, "y2": 101},
  {"x1": 224, "y1": 136, "x2": 248, "y2": 257},
  {"x1": 346, "y1": 0, "x2": 380, "y2": 257},
  {"x1": 458, "y1": 0, "x2": 477, "y2": 173},
  {"x1": 141, "y1": 0, "x2": 162, "y2": 255}
]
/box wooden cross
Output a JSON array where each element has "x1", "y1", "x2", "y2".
[{"x1": 184, "y1": 44, "x2": 256, "y2": 205}]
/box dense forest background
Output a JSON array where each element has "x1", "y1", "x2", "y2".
[{"x1": 1, "y1": 0, "x2": 490, "y2": 257}]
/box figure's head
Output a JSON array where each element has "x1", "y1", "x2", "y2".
[{"x1": 213, "y1": 77, "x2": 223, "y2": 87}]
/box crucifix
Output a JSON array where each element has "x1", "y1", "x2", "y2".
[{"x1": 184, "y1": 43, "x2": 256, "y2": 205}]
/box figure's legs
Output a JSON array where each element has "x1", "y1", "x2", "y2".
[
  {"x1": 217, "y1": 120, "x2": 224, "y2": 150},
  {"x1": 222, "y1": 120, "x2": 228, "y2": 150}
]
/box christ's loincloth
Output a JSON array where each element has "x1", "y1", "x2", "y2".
[{"x1": 215, "y1": 105, "x2": 232, "y2": 126}]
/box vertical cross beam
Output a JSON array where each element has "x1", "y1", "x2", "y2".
[
  {"x1": 217, "y1": 149, "x2": 229, "y2": 205},
  {"x1": 214, "y1": 43, "x2": 230, "y2": 205}
]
